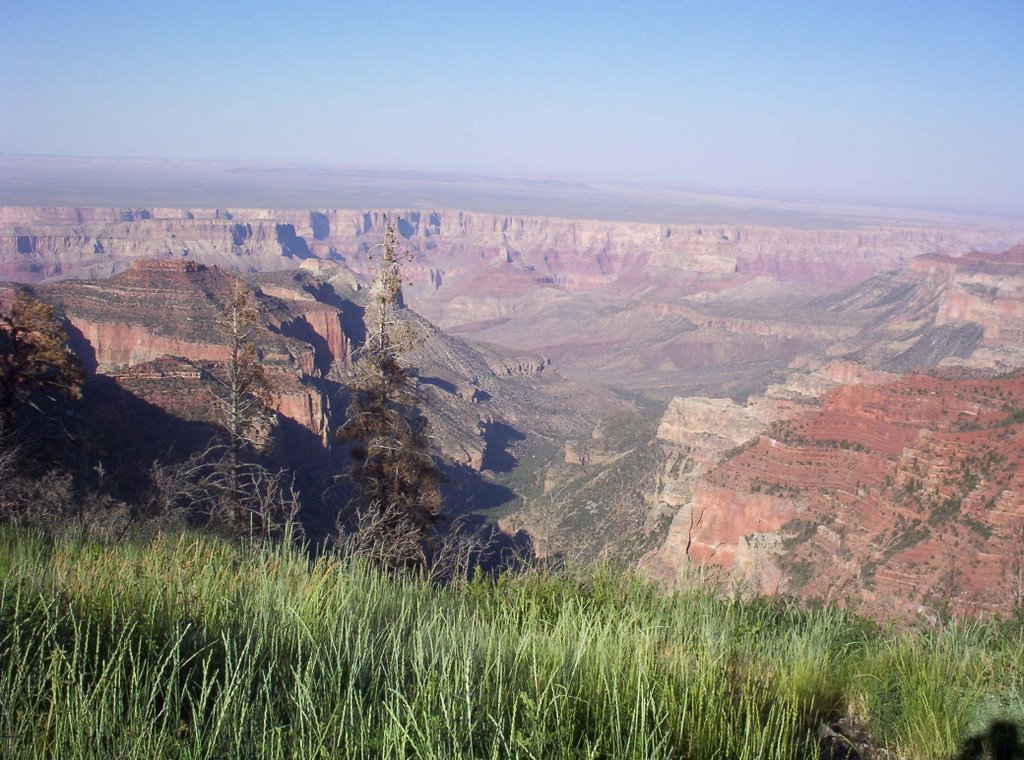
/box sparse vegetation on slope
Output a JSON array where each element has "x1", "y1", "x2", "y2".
[{"x1": 1, "y1": 528, "x2": 1021, "y2": 759}]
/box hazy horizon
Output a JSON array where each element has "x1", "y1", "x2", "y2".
[
  {"x1": 6, "y1": 154, "x2": 1024, "y2": 230},
  {"x1": 2, "y1": 2, "x2": 1022, "y2": 216}
]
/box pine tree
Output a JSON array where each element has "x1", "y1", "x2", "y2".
[
  {"x1": 341, "y1": 223, "x2": 442, "y2": 567},
  {"x1": 210, "y1": 279, "x2": 278, "y2": 528},
  {"x1": 150, "y1": 280, "x2": 296, "y2": 538},
  {"x1": 0, "y1": 291, "x2": 83, "y2": 442}
]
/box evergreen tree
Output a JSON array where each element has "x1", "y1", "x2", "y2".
[
  {"x1": 341, "y1": 223, "x2": 442, "y2": 567},
  {"x1": 0, "y1": 291, "x2": 83, "y2": 443},
  {"x1": 151, "y1": 282, "x2": 296, "y2": 538},
  {"x1": 210, "y1": 279, "x2": 278, "y2": 528}
]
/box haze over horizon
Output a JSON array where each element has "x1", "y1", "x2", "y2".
[{"x1": 1, "y1": 1, "x2": 1022, "y2": 215}]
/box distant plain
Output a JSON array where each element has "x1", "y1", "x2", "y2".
[{"x1": 3, "y1": 154, "x2": 1019, "y2": 230}]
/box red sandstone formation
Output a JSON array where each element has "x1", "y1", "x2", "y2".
[
  {"x1": 5, "y1": 208, "x2": 1024, "y2": 618},
  {"x1": 648, "y1": 371, "x2": 1024, "y2": 619},
  {"x1": 39, "y1": 261, "x2": 338, "y2": 445}
]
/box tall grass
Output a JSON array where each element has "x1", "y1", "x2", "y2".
[{"x1": 0, "y1": 527, "x2": 1020, "y2": 759}]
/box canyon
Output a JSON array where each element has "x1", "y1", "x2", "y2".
[
  {"x1": 3, "y1": 204, "x2": 1024, "y2": 617},
  {"x1": 0, "y1": 254, "x2": 609, "y2": 524},
  {"x1": 640, "y1": 244, "x2": 1024, "y2": 618},
  {"x1": 3, "y1": 206, "x2": 1021, "y2": 400}
]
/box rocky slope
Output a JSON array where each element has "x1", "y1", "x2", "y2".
[
  {"x1": 648, "y1": 371, "x2": 1024, "y2": 619},
  {"x1": 4, "y1": 257, "x2": 612, "y2": 522},
  {"x1": 37, "y1": 260, "x2": 338, "y2": 458},
  {"x1": 634, "y1": 246, "x2": 1024, "y2": 617},
  {"x1": 807, "y1": 244, "x2": 1024, "y2": 372}
]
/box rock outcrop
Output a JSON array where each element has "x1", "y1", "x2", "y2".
[
  {"x1": 811, "y1": 245, "x2": 1024, "y2": 373},
  {"x1": 636, "y1": 243, "x2": 1024, "y2": 618},
  {"x1": 40, "y1": 261, "x2": 335, "y2": 447},
  {"x1": 657, "y1": 396, "x2": 776, "y2": 449},
  {"x1": 5, "y1": 208, "x2": 1024, "y2": 616},
  {"x1": 646, "y1": 370, "x2": 1024, "y2": 619}
]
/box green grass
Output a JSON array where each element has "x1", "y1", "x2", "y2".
[{"x1": 0, "y1": 528, "x2": 1021, "y2": 759}]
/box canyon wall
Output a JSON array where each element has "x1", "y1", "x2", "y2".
[
  {"x1": 6, "y1": 208, "x2": 1024, "y2": 618},
  {"x1": 3, "y1": 207, "x2": 1022, "y2": 296},
  {"x1": 645, "y1": 369, "x2": 1024, "y2": 618},
  {"x1": 6, "y1": 206, "x2": 1022, "y2": 399},
  {"x1": 638, "y1": 245, "x2": 1024, "y2": 616},
  {"x1": 21, "y1": 258, "x2": 603, "y2": 489},
  {"x1": 40, "y1": 260, "x2": 338, "y2": 447}
]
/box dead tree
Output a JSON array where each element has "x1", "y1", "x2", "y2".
[
  {"x1": 145, "y1": 444, "x2": 301, "y2": 539},
  {"x1": 208, "y1": 279, "x2": 278, "y2": 530}
]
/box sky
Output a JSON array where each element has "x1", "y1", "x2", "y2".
[{"x1": 1, "y1": 1, "x2": 1022, "y2": 214}]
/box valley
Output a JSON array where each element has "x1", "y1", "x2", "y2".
[
  {"x1": 6, "y1": 5, "x2": 1023, "y2": 754},
  {"x1": 2, "y1": 200, "x2": 1024, "y2": 619}
]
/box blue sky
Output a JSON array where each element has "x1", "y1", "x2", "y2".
[{"x1": 1, "y1": 1, "x2": 1022, "y2": 213}]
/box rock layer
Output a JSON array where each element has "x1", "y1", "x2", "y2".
[
  {"x1": 646, "y1": 370, "x2": 1024, "y2": 618},
  {"x1": 4, "y1": 206, "x2": 1023, "y2": 398}
]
